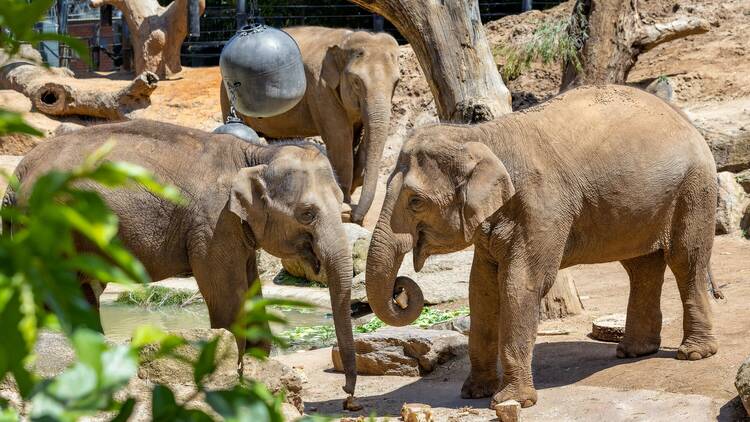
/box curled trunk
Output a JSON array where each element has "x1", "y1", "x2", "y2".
[
  {"x1": 364, "y1": 172, "x2": 423, "y2": 326},
  {"x1": 350, "y1": 96, "x2": 391, "y2": 225}
]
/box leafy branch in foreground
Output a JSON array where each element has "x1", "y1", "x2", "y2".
[{"x1": 495, "y1": 3, "x2": 588, "y2": 81}]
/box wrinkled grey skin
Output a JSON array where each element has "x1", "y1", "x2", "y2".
[
  {"x1": 5, "y1": 120, "x2": 357, "y2": 395},
  {"x1": 366, "y1": 85, "x2": 718, "y2": 408},
  {"x1": 221, "y1": 26, "x2": 400, "y2": 225}
]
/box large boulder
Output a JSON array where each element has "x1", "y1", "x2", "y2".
[
  {"x1": 737, "y1": 169, "x2": 750, "y2": 194},
  {"x1": 704, "y1": 130, "x2": 750, "y2": 173},
  {"x1": 281, "y1": 223, "x2": 371, "y2": 285},
  {"x1": 716, "y1": 172, "x2": 750, "y2": 235},
  {"x1": 242, "y1": 355, "x2": 305, "y2": 413},
  {"x1": 737, "y1": 355, "x2": 750, "y2": 415},
  {"x1": 137, "y1": 328, "x2": 239, "y2": 389},
  {"x1": 331, "y1": 327, "x2": 467, "y2": 377}
]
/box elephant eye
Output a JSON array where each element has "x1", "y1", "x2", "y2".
[
  {"x1": 408, "y1": 196, "x2": 424, "y2": 212},
  {"x1": 296, "y1": 207, "x2": 317, "y2": 225}
]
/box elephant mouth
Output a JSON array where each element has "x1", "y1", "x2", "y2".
[{"x1": 296, "y1": 241, "x2": 321, "y2": 275}]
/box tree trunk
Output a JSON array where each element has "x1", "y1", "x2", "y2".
[
  {"x1": 539, "y1": 269, "x2": 584, "y2": 320},
  {"x1": 89, "y1": 0, "x2": 205, "y2": 79},
  {"x1": 0, "y1": 60, "x2": 158, "y2": 120},
  {"x1": 348, "y1": 0, "x2": 512, "y2": 123},
  {"x1": 561, "y1": 0, "x2": 709, "y2": 90}
]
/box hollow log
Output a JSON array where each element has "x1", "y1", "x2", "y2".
[
  {"x1": 348, "y1": 0, "x2": 512, "y2": 123},
  {"x1": 89, "y1": 0, "x2": 206, "y2": 79},
  {"x1": 539, "y1": 269, "x2": 584, "y2": 320},
  {"x1": 561, "y1": 0, "x2": 709, "y2": 90},
  {"x1": 0, "y1": 61, "x2": 158, "y2": 120}
]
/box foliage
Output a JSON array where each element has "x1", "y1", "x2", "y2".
[
  {"x1": 273, "y1": 269, "x2": 327, "y2": 288},
  {"x1": 496, "y1": 3, "x2": 588, "y2": 81},
  {"x1": 277, "y1": 307, "x2": 471, "y2": 350},
  {"x1": 115, "y1": 285, "x2": 203, "y2": 308}
]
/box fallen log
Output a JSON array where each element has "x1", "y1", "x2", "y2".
[{"x1": 0, "y1": 61, "x2": 158, "y2": 120}]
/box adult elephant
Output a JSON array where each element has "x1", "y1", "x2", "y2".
[
  {"x1": 5, "y1": 120, "x2": 357, "y2": 396},
  {"x1": 220, "y1": 26, "x2": 400, "y2": 225},
  {"x1": 364, "y1": 85, "x2": 720, "y2": 408}
]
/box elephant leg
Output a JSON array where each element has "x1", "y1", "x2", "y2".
[
  {"x1": 617, "y1": 251, "x2": 667, "y2": 358},
  {"x1": 665, "y1": 215, "x2": 717, "y2": 360},
  {"x1": 461, "y1": 247, "x2": 500, "y2": 399},
  {"x1": 492, "y1": 239, "x2": 562, "y2": 409}
]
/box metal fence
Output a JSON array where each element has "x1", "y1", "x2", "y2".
[{"x1": 182, "y1": 0, "x2": 565, "y2": 66}]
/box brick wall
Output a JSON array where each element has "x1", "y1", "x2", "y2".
[{"x1": 66, "y1": 19, "x2": 117, "y2": 73}]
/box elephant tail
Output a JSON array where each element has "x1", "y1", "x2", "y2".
[{"x1": 707, "y1": 264, "x2": 725, "y2": 300}]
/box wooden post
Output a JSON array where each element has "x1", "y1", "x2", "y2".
[{"x1": 348, "y1": 0, "x2": 512, "y2": 123}]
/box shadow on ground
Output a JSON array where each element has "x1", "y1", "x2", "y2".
[{"x1": 307, "y1": 340, "x2": 677, "y2": 416}]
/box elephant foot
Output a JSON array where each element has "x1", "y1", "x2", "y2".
[
  {"x1": 490, "y1": 382, "x2": 537, "y2": 409},
  {"x1": 460, "y1": 373, "x2": 499, "y2": 399},
  {"x1": 676, "y1": 336, "x2": 717, "y2": 360},
  {"x1": 616, "y1": 338, "x2": 660, "y2": 358}
]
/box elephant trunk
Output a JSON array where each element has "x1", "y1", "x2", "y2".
[
  {"x1": 364, "y1": 172, "x2": 424, "y2": 326},
  {"x1": 350, "y1": 95, "x2": 391, "y2": 225},
  {"x1": 317, "y1": 222, "x2": 357, "y2": 395}
]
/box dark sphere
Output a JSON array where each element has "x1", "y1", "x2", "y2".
[
  {"x1": 212, "y1": 122, "x2": 263, "y2": 144},
  {"x1": 220, "y1": 25, "x2": 306, "y2": 118}
]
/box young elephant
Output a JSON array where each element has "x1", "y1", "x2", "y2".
[
  {"x1": 365, "y1": 85, "x2": 718, "y2": 408},
  {"x1": 220, "y1": 26, "x2": 400, "y2": 225},
  {"x1": 5, "y1": 120, "x2": 357, "y2": 396}
]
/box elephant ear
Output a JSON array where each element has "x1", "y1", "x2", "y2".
[
  {"x1": 322, "y1": 45, "x2": 345, "y2": 89},
  {"x1": 229, "y1": 165, "x2": 268, "y2": 239},
  {"x1": 459, "y1": 142, "x2": 514, "y2": 243}
]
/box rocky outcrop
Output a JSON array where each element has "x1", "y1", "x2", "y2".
[
  {"x1": 429, "y1": 315, "x2": 471, "y2": 335},
  {"x1": 737, "y1": 355, "x2": 750, "y2": 415},
  {"x1": 331, "y1": 328, "x2": 467, "y2": 376},
  {"x1": 282, "y1": 223, "x2": 371, "y2": 285},
  {"x1": 705, "y1": 130, "x2": 750, "y2": 173},
  {"x1": 737, "y1": 169, "x2": 750, "y2": 194},
  {"x1": 716, "y1": 172, "x2": 750, "y2": 235},
  {"x1": 242, "y1": 355, "x2": 305, "y2": 413}
]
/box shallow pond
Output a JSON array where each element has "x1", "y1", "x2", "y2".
[{"x1": 100, "y1": 302, "x2": 335, "y2": 354}]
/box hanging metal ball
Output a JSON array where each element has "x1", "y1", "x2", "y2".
[
  {"x1": 220, "y1": 24, "x2": 306, "y2": 118},
  {"x1": 213, "y1": 122, "x2": 263, "y2": 144}
]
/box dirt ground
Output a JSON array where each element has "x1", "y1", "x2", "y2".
[{"x1": 276, "y1": 235, "x2": 750, "y2": 421}]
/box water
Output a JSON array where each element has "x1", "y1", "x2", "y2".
[{"x1": 100, "y1": 302, "x2": 334, "y2": 353}]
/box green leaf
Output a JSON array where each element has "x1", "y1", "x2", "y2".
[
  {"x1": 100, "y1": 345, "x2": 137, "y2": 389},
  {"x1": 110, "y1": 398, "x2": 136, "y2": 422},
  {"x1": 70, "y1": 330, "x2": 106, "y2": 376},
  {"x1": 0, "y1": 110, "x2": 43, "y2": 137},
  {"x1": 151, "y1": 385, "x2": 179, "y2": 422},
  {"x1": 44, "y1": 362, "x2": 98, "y2": 401},
  {"x1": 205, "y1": 386, "x2": 282, "y2": 422}
]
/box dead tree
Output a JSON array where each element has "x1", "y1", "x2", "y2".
[
  {"x1": 348, "y1": 0, "x2": 512, "y2": 123},
  {"x1": 561, "y1": 0, "x2": 709, "y2": 90},
  {"x1": 540, "y1": 269, "x2": 584, "y2": 320},
  {"x1": 89, "y1": 0, "x2": 205, "y2": 79},
  {"x1": 1, "y1": 61, "x2": 158, "y2": 120}
]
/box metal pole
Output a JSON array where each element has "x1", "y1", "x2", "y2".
[
  {"x1": 372, "y1": 14, "x2": 384, "y2": 32},
  {"x1": 58, "y1": 0, "x2": 69, "y2": 68},
  {"x1": 188, "y1": 0, "x2": 201, "y2": 38},
  {"x1": 522, "y1": 0, "x2": 533, "y2": 11},
  {"x1": 236, "y1": 0, "x2": 247, "y2": 29}
]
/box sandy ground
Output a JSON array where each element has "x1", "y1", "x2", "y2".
[{"x1": 274, "y1": 236, "x2": 750, "y2": 421}]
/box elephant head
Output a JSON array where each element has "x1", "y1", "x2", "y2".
[
  {"x1": 321, "y1": 31, "x2": 400, "y2": 225},
  {"x1": 365, "y1": 128, "x2": 515, "y2": 326},
  {"x1": 229, "y1": 142, "x2": 357, "y2": 395}
]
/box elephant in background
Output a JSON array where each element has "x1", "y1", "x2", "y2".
[
  {"x1": 364, "y1": 85, "x2": 719, "y2": 408},
  {"x1": 221, "y1": 26, "x2": 400, "y2": 225},
  {"x1": 5, "y1": 120, "x2": 357, "y2": 396}
]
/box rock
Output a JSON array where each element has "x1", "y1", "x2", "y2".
[
  {"x1": 331, "y1": 327, "x2": 467, "y2": 376},
  {"x1": 281, "y1": 223, "x2": 371, "y2": 285},
  {"x1": 0, "y1": 90, "x2": 32, "y2": 113},
  {"x1": 401, "y1": 403, "x2": 433, "y2": 422},
  {"x1": 32, "y1": 331, "x2": 76, "y2": 377},
  {"x1": 429, "y1": 315, "x2": 470, "y2": 335},
  {"x1": 737, "y1": 355, "x2": 750, "y2": 415},
  {"x1": 343, "y1": 395, "x2": 363, "y2": 411},
  {"x1": 704, "y1": 130, "x2": 750, "y2": 173},
  {"x1": 645, "y1": 78, "x2": 673, "y2": 102},
  {"x1": 737, "y1": 169, "x2": 750, "y2": 194},
  {"x1": 351, "y1": 250, "x2": 473, "y2": 306},
  {"x1": 257, "y1": 249, "x2": 283, "y2": 282},
  {"x1": 136, "y1": 328, "x2": 239, "y2": 389},
  {"x1": 716, "y1": 172, "x2": 750, "y2": 235},
  {"x1": 495, "y1": 400, "x2": 522, "y2": 422},
  {"x1": 280, "y1": 402, "x2": 302, "y2": 421},
  {"x1": 52, "y1": 122, "x2": 84, "y2": 136},
  {"x1": 591, "y1": 314, "x2": 626, "y2": 343},
  {"x1": 242, "y1": 355, "x2": 305, "y2": 412}
]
